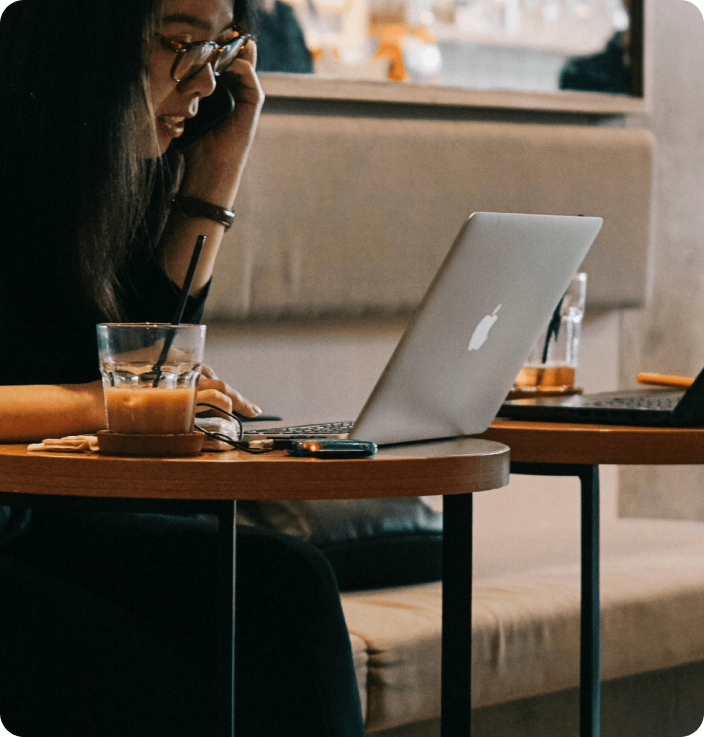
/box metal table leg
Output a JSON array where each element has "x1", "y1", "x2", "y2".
[
  {"x1": 579, "y1": 465, "x2": 600, "y2": 737},
  {"x1": 216, "y1": 501, "x2": 237, "y2": 737},
  {"x1": 441, "y1": 492, "x2": 474, "y2": 737},
  {"x1": 511, "y1": 462, "x2": 601, "y2": 737}
]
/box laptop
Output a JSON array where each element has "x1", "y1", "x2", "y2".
[
  {"x1": 498, "y1": 368, "x2": 704, "y2": 427},
  {"x1": 246, "y1": 212, "x2": 603, "y2": 446}
]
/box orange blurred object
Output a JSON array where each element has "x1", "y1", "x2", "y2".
[
  {"x1": 374, "y1": 24, "x2": 438, "y2": 81},
  {"x1": 637, "y1": 372, "x2": 695, "y2": 389}
]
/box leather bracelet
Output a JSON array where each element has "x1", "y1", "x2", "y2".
[{"x1": 172, "y1": 195, "x2": 236, "y2": 230}]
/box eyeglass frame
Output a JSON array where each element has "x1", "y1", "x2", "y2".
[{"x1": 158, "y1": 29, "x2": 253, "y2": 83}]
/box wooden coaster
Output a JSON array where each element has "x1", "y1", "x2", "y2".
[{"x1": 97, "y1": 431, "x2": 204, "y2": 457}]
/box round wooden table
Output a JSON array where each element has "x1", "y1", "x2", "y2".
[
  {"x1": 0, "y1": 437, "x2": 510, "y2": 737},
  {"x1": 479, "y1": 418, "x2": 704, "y2": 465},
  {"x1": 0, "y1": 437, "x2": 509, "y2": 501},
  {"x1": 474, "y1": 418, "x2": 704, "y2": 737}
]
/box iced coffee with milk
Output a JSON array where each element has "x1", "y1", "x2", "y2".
[{"x1": 97, "y1": 323, "x2": 205, "y2": 435}]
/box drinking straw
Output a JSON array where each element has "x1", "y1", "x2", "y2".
[
  {"x1": 152, "y1": 234, "x2": 206, "y2": 384},
  {"x1": 541, "y1": 294, "x2": 564, "y2": 364}
]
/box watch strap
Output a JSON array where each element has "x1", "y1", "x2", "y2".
[{"x1": 172, "y1": 195, "x2": 235, "y2": 230}]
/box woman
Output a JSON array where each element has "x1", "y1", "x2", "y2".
[{"x1": 0, "y1": 0, "x2": 365, "y2": 735}]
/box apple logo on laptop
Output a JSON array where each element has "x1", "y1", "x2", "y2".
[{"x1": 468, "y1": 304, "x2": 502, "y2": 351}]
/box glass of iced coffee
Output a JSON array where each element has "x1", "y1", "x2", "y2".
[
  {"x1": 96, "y1": 323, "x2": 206, "y2": 453},
  {"x1": 511, "y1": 272, "x2": 587, "y2": 397}
]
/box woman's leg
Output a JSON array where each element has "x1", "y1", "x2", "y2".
[
  {"x1": 2, "y1": 511, "x2": 365, "y2": 737},
  {"x1": 0, "y1": 553, "x2": 210, "y2": 737},
  {"x1": 235, "y1": 525, "x2": 366, "y2": 737}
]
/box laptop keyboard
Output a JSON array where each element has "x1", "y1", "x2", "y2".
[
  {"x1": 245, "y1": 421, "x2": 355, "y2": 437},
  {"x1": 581, "y1": 395, "x2": 680, "y2": 410}
]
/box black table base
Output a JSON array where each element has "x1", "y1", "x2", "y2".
[{"x1": 441, "y1": 462, "x2": 601, "y2": 737}]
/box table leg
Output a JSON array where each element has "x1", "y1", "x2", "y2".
[
  {"x1": 510, "y1": 462, "x2": 601, "y2": 737},
  {"x1": 441, "y1": 492, "x2": 474, "y2": 737},
  {"x1": 216, "y1": 501, "x2": 237, "y2": 737},
  {"x1": 579, "y1": 465, "x2": 600, "y2": 737}
]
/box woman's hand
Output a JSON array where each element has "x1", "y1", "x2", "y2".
[
  {"x1": 197, "y1": 365, "x2": 262, "y2": 418},
  {"x1": 160, "y1": 40, "x2": 263, "y2": 293},
  {"x1": 180, "y1": 40, "x2": 265, "y2": 207}
]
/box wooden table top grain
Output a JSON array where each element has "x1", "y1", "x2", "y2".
[{"x1": 0, "y1": 437, "x2": 510, "y2": 502}]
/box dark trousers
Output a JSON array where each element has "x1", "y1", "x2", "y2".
[{"x1": 0, "y1": 511, "x2": 365, "y2": 737}]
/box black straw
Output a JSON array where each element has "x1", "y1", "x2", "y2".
[
  {"x1": 170, "y1": 234, "x2": 206, "y2": 325},
  {"x1": 152, "y1": 235, "x2": 206, "y2": 383},
  {"x1": 541, "y1": 294, "x2": 565, "y2": 364}
]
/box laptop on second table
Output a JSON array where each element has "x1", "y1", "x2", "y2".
[
  {"x1": 246, "y1": 212, "x2": 603, "y2": 446},
  {"x1": 498, "y1": 367, "x2": 704, "y2": 428}
]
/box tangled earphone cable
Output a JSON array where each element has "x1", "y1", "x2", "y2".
[{"x1": 194, "y1": 403, "x2": 275, "y2": 454}]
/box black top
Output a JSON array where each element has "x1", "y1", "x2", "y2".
[
  {"x1": 0, "y1": 181, "x2": 209, "y2": 386},
  {"x1": 0, "y1": 188, "x2": 209, "y2": 537},
  {"x1": 0, "y1": 187, "x2": 208, "y2": 541}
]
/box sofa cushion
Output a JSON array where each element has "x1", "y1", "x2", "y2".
[
  {"x1": 237, "y1": 497, "x2": 443, "y2": 590},
  {"x1": 341, "y1": 518, "x2": 704, "y2": 732}
]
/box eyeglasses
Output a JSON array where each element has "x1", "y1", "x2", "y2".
[{"x1": 159, "y1": 28, "x2": 252, "y2": 82}]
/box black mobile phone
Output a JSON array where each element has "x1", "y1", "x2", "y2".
[
  {"x1": 175, "y1": 84, "x2": 235, "y2": 149},
  {"x1": 287, "y1": 440, "x2": 378, "y2": 459}
]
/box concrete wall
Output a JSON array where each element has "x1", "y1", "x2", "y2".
[{"x1": 619, "y1": 0, "x2": 704, "y2": 519}]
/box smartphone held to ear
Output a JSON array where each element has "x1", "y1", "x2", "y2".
[{"x1": 175, "y1": 85, "x2": 235, "y2": 149}]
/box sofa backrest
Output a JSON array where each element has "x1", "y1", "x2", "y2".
[{"x1": 206, "y1": 106, "x2": 653, "y2": 319}]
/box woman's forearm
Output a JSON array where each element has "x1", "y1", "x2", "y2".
[
  {"x1": 0, "y1": 382, "x2": 107, "y2": 443},
  {"x1": 159, "y1": 40, "x2": 263, "y2": 294}
]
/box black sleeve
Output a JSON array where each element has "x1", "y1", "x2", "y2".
[
  {"x1": 117, "y1": 247, "x2": 211, "y2": 325},
  {"x1": 116, "y1": 150, "x2": 210, "y2": 325}
]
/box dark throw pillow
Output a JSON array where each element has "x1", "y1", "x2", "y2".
[{"x1": 237, "y1": 498, "x2": 443, "y2": 591}]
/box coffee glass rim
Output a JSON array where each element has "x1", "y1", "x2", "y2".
[{"x1": 97, "y1": 323, "x2": 205, "y2": 329}]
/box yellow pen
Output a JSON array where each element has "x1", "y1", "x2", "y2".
[{"x1": 637, "y1": 372, "x2": 695, "y2": 389}]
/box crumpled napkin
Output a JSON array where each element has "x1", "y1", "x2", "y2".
[
  {"x1": 27, "y1": 435, "x2": 99, "y2": 453},
  {"x1": 27, "y1": 428, "x2": 236, "y2": 453}
]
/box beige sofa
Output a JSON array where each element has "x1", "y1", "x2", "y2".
[{"x1": 342, "y1": 515, "x2": 704, "y2": 736}]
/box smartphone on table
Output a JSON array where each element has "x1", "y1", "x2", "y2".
[{"x1": 287, "y1": 440, "x2": 378, "y2": 459}]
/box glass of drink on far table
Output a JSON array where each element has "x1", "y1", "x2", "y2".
[
  {"x1": 96, "y1": 323, "x2": 206, "y2": 438},
  {"x1": 512, "y1": 272, "x2": 587, "y2": 397}
]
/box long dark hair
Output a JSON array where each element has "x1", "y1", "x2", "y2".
[{"x1": 0, "y1": 0, "x2": 253, "y2": 321}]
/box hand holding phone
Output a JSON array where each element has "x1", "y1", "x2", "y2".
[
  {"x1": 175, "y1": 33, "x2": 252, "y2": 149},
  {"x1": 175, "y1": 84, "x2": 235, "y2": 149}
]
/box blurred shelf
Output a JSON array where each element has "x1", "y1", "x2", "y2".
[{"x1": 260, "y1": 72, "x2": 645, "y2": 115}]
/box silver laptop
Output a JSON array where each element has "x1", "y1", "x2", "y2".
[{"x1": 246, "y1": 212, "x2": 603, "y2": 446}]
